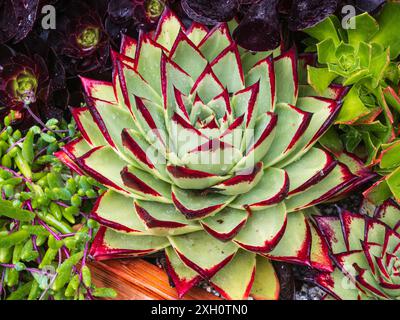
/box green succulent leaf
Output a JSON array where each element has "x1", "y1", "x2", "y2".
[{"x1": 372, "y1": 3, "x2": 400, "y2": 59}]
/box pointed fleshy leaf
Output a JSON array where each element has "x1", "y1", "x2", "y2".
[
  {"x1": 54, "y1": 150, "x2": 86, "y2": 176},
  {"x1": 315, "y1": 269, "x2": 362, "y2": 300},
  {"x1": 154, "y1": 9, "x2": 183, "y2": 51},
  {"x1": 167, "y1": 165, "x2": 227, "y2": 190},
  {"x1": 365, "y1": 219, "x2": 387, "y2": 246},
  {"x1": 210, "y1": 250, "x2": 256, "y2": 300},
  {"x1": 375, "y1": 199, "x2": 400, "y2": 229},
  {"x1": 264, "y1": 211, "x2": 311, "y2": 266},
  {"x1": 87, "y1": 98, "x2": 137, "y2": 156},
  {"x1": 128, "y1": 96, "x2": 167, "y2": 151},
  {"x1": 116, "y1": 57, "x2": 162, "y2": 116},
  {"x1": 211, "y1": 162, "x2": 264, "y2": 196},
  {"x1": 182, "y1": 139, "x2": 242, "y2": 176},
  {"x1": 230, "y1": 168, "x2": 289, "y2": 210},
  {"x1": 76, "y1": 146, "x2": 129, "y2": 195},
  {"x1": 201, "y1": 207, "x2": 249, "y2": 241},
  {"x1": 70, "y1": 107, "x2": 107, "y2": 147},
  {"x1": 165, "y1": 246, "x2": 201, "y2": 298},
  {"x1": 210, "y1": 44, "x2": 245, "y2": 93},
  {"x1": 190, "y1": 65, "x2": 224, "y2": 104},
  {"x1": 237, "y1": 112, "x2": 278, "y2": 170},
  {"x1": 120, "y1": 34, "x2": 137, "y2": 60},
  {"x1": 285, "y1": 148, "x2": 337, "y2": 196},
  {"x1": 276, "y1": 96, "x2": 341, "y2": 167},
  {"x1": 90, "y1": 227, "x2": 170, "y2": 261},
  {"x1": 309, "y1": 221, "x2": 334, "y2": 272},
  {"x1": 168, "y1": 231, "x2": 238, "y2": 278},
  {"x1": 134, "y1": 200, "x2": 201, "y2": 236},
  {"x1": 241, "y1": 50, "x2": 272, "y2": 75},
  {"x1": 340, "y1": 211, "x2": 366, "y2": 251},
  {"x1": 250, "y1": 256, "x2": 280, "y2": 300},
  {"x1": 61, "y1": 138, "x2": 91, "y2": 161},
  {"x1": 91, "y1": 190, "x2": 146, "y2": 233},
  {"x1": 80, "y1": 77, "x2": 117, "y2": 104},
  {"x1": 233, "y1": 203, "x2": 287, "y2": 252},
  {"x1": 136, "y1": 33, "x2": 164, "y2": 93},
  {"x1": 121, "y1": 165, "x2": 172, "y2": 203},
  {"x1": 274, "y1": 48, "x2": 298, "y2": 105},
  {"x1": 169, "y1": 112, "x2": 208, "y2": 158},
  {"x1": 170, "y1": 31, "x2": 208, "y2": 80},
  {"x1": 171, "y1": 185, "x2": 234, "y2": 220},
  {"x1": 186, "y1": 22, "x2": 208, "y2": 46},
  {"x1": 262, "y1": 103, "x2": 311, "y2": 167},
  {"x1": 230, "y1": 82, "x2": 259, "y2": 130},
  {"x1": 299, "y1": 84, "x2": 348, "y2": 100},
  {"x1": 285, "y1": 164, "x2": 356, "y2": 212},
  {"x1": 245, "y1": 56, "x2": 276, "y2": 113},
  {"x1": 161, "y1": 55, "x2": 194, "y2": 111},
  {"x1": 314, "y1": 216, "x2": 347, "y2": 255},
  {"x1": 121, "y1": 129, "x2": 169, "y2": 182},
  {"x1": 198, "y1": 23, "x2": 233, "y2": 62}
]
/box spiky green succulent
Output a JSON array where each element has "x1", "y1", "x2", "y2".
[
  {"x1": 57, "y1": 9, "x2": 367, "y2": 300},
  {"x1": 315, "y1": 199, "x2": 400, "y2": 300},
  {"x1": 304, "y1": 4, "x2": 400, "y2": 126}
]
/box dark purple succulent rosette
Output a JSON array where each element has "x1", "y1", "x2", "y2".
[
  {"x1": 0, "y1": 40, "x2": 69, "y2": 127},
  {"x1": 106, "y1": 0, "x2": 168, "y2": 45},
  {"x1": 0, "y1": 45, "x2": 48, "y2": 112},
  {"x1": 49, "y1": 1, "x2": 110, "y2": 75}
]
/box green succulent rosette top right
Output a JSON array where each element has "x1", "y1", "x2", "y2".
[
  {"x1": 56, "y1": 9, "x2": 368, "y2": 300},
  {"x1": 304, "y1": 3, "x2": 400, "y2": 204},
  {"x1": 304, "y1": 3, "x2": 400, "y2": 126}
]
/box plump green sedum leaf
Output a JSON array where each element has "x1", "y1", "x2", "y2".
[{"x1": 58, "y1": 8, "x2": 368, "y2": 300}]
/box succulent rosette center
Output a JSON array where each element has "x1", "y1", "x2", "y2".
[
  {"x1": 11, "y1": 70, "x2": 38, "y2": 105},
  {"x1": 146, "y1": 0, "x2": 165, "y2": 19},
  {"x1": 77, "y1": 26, "x2": 101, "y2": 50},
  {"x1": 57, "y1": 9, "x2": 367, "y2": 300}
]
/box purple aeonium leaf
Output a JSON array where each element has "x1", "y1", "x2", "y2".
[
  {"x1": 341, "y1": 0, "x2": 386, "y2": 14},
  {"x1": 181, "y1": 0, "x2": 240, "y2": 24},
  {"x1": 233, "y1": 0, "x2": 281, "y2": 51},
  {"x1": 0, "y1": 0, "x2": 39, "y2": 44},
  {"x1": 288, "y1": 0, "x2": 339, "y2": 31}
]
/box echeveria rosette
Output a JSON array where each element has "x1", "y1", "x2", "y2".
[
  {"x1": 314, "y1": 199, "x2": 400, "y2": 300},
  {"x1": 57, "y1": 9, "x2": 367, "y2": 300}
]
